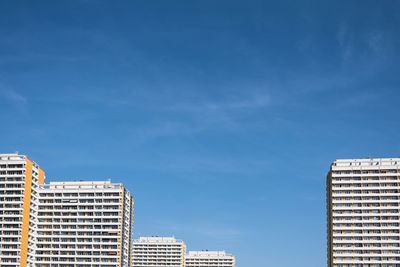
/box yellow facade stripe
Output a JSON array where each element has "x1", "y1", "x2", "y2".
[
  {"x1": 38, "y1": 168, "x2": 45, "y2": 185},
  {"x1": 20, "y1": 159, "x2": 33, "y2": 267},
  {"x1": 182, "y1": 243, "x2": 186, "y2": 267}
]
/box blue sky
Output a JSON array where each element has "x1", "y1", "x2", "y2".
[{"x1": 1, "y1": 1, "x2": 400, "y2": 266}]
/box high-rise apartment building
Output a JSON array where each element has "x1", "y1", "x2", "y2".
[
  {"x1": 1, "y1": 153, "x2": 236, "y2": 267},
  {"x1": 185, "y1": 251, "x2": 235, "y2": 267},
  {"x1": 327, "y1": 158, "x2": 400, "y2": 267},
  {"x1": 132, "y1": 237, "x2": 186, "y2": 267},
  {"x1": 0, "y1": 153, "x2": 45, "y2": 267},
  {"x1": 35, "y1": 181, "x2": 134, "y2": 267},
  {"x1": 0, "y1": 153, "x2": 134, "y2": 267}
]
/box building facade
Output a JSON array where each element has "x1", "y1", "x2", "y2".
[
  {"x1": 0, "y1": 153, "x2": 134, "y2": 267},
  {"x1": 35, "y1": 181, "x2": 134, "y2": 267},
  {"x1": 132, "y1": 237, "x2": 186, "y2": 267},
  {"x1": 0, "y1": 153, "x2": 237, "y2": 267},
  {"x1": 327, "y1": 158, "x2": 400, "y2": 267},
  {"x1": 185, "y1": 251, "x2": 235, "y2": 267},
  {"x1": 0, "y1": 153, "x2": 45, "y2": 267}
]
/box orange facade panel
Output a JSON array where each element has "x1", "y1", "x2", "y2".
[
  {"x1": 38, "y1": 168, "x2": 45, "y2": 184},
  {"x1": 20, "y1": 159, "x2": 33, "y2": 267}
]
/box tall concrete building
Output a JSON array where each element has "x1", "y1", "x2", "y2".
[
  {"x1": 185, "y1": 251, "x2": 235, "y2": 267},
  {"x1": 327, "y1": 158, "x2": 400, "y2": 267},
  {"x1": 0, "y1": 153, "x2": 45, "y2": 267},
  {"x1": 35, "y1": 181, "x2": 134, "y2": 267},
  {"x1": 0, "y1": 153, "x2": 134, "y2": 267},
  {"x1": 132, "y1": 237, "x2": 186, "y2": 267}
]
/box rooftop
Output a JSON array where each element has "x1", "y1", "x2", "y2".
[
  {"x1": 0, "y1": 153, "x2": 27, "y2": 161},
  {"x1": 134, "y1": 236, "x2": 183, "y2": 243},
  {"x1": 187, "y1": 251, "x2": 233, "y2": 257},
  {"x1": 331, "y1": 157, "x2": 400, "y2": 168},
  {"x1": 40, "y1": 180, "x2": 123, "y2": 190}
]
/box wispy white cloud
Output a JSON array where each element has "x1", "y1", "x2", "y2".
[
  {"x1": 337, "y1": 23, "x2": 353, "y2": 64},
  {"x1": 122, "y1": 92, "x2": 271, "y2": 145},
  {"x1": 0, "y1": 86, "x2": 28, "y2": 112},
  {"x1": 0, "y1": 86, "x2": 27, "y2": 104},
  {"x1": 336, "y1": 22, "x2": 396, "y2": 71},
  {"x1": 152, "y1": 219, "x2": 242, "y2": 242},
  {"x1": 366, "y1": 31, "x2": 384, "y2": 52},
  {"x1": 0, "y1": 86, "x2": 28, "y2": 115},
  {"x1": 168, "y1": 93, "x2": 270, "y2": 112},
  {"x1": 364, "y1": 30, "x2": 395, "y2": 67}
]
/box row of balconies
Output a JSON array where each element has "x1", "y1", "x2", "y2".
[
  {"x1": 335, "y1": 236, "x2": 400, "y2": 239},
  {"x1": 37, "y1": 214, "x2": 121, "y2": 218},
  {"x1": 333, "y1": 204, "x2": 398, "y2": 209},
  {"x1": 333, "y1": 241, "x2": 400, "y2": 244},
  {"x1": 40, "y1": 199, "x2": 120, "y2": 203},
  {"x1": 332, "y1": 221, "x2": 400, "y2": 225},
  {"x1": 0, "y1": 185, "x2": 24, "y2": 189},
  {"x1": 38, "y1": 194, "x2": 121, "y2": 198},
  {"x1": 35, "y1": 253, "x2": 120, "y2": 256},
  {"x1": 36, "y1": 240, "x2": 121, "y2": 244},
  {"x1": 36, "y1": 234, "x2": 120, "y2": 238},
  {"x1": 333, "y1": 186, "x2": 400, "y2": 190},
  {"x1": 333, "y1": 208, "x2": 400, "y2": 211},
  {"x1": 333, "y1": 215, "x2": 400, "y2": 219},
  {"x1": 333, "y1": 246, "x2": 400, "y2": 249},
  {"x1": 38, "y1": 226, "x2": 118, "y2": 230},
  {"x1": 333, "y1": 193, "x2": 400, "y2": 197},
  {"x1": 133, "y1": 244, "x2": 184, "y2": 247},
  {"x1": 38, "y1": 208, "x2": 121, "y2": 212},
  {"x1": 333, "y1": 199, "x2": 400, "y2": 203},
  {"x1": 333, "y1": 257, "x2": 400, "y2": 261},
  {"x1": 33, "y1": 264, "x2": 119, "y2": 267},
  {"x1": 332, "y1": 179, "x2": 400, "y2": 184},
  {"x1": 333, "y1": 235, "x2": 400, "y2": 239},
  {"x1": 133, "y1": 253, "x2": 184, "y2": 255},
  {"x1": 36, "y1": 246, "x2": 119, "y2": 250},
  {"x1": 332, "y1": 169, "x2": 399, "y2": 174},
  {"x1": 334, "y1": 230, "x2": 400, "y2": 233},
  {"x1": 333, "y1": 227, "x2": 400, "y2": 230},
  {"x1": 333, "y1": 210, "x2": 400, "y2": 213},
  {"x1": 132, "y1": 260, "x2": 182, "y2": 262},
  {"x1": 333, "y1": 251, "x2": 400, "y2": 254},
  {"x1": 37, "y1": 221, "x2": 119, "y2": 225},
  {"x1": 333, "y1": 197, "x2": 400, "y2": 202},
  {"x1": 185, "y1": 259, "x2": 233, "y2": 262},
  {"x1": 35, "y1": 260, "x2": 119, "y2": 263},
  {"x1": 333, "y1": 190, "x2": 400, "y2": 193},
  {"x1": 39, "y1": 202, "x2": 119, "y2": 206},
  {"x1": 333, "y1": 245, "x2": 400, "y2": 249}
]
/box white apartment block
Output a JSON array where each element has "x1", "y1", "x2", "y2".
[
  {"x1": 132, "y1": 237, "x2": 186, "y2": 267},
  {"x1": 0, "y1": 153, "x2": 45, "y2": 267},
  {"x1": 0, "y1": 153, "x2": 135, "y2": 267},
  {"x1": 185, "y1": 251, "x2": 235, "y2": 267},
  {"x1": 35, "y1": 181, "x2": 134, "y2": 267},
  {"x1": 327, "y1": 158, "x2": 400, "y2": 267}
]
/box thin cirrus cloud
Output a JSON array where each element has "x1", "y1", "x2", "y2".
[
  {"x1": 121, "y1": 93, "x2": 271, "y2": 146},
  {"x1": 161, "y1": 93, "x2": 271, "y2": 130},
  {"x1": 0, "y1": 87, "x2": 28, "y2": 114},
  {"x1": 337, "y1": 23, "x2": 353, "y2": 64},
  {"x1": 151, "y1": 219, "x2": 242, "y2": 242},
  {"x1": 166, "y1": 93, "x2": 271, "y2": 113},
  {"x1": 0, "y1": 87, "x2": 27, "y2": 104}
]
